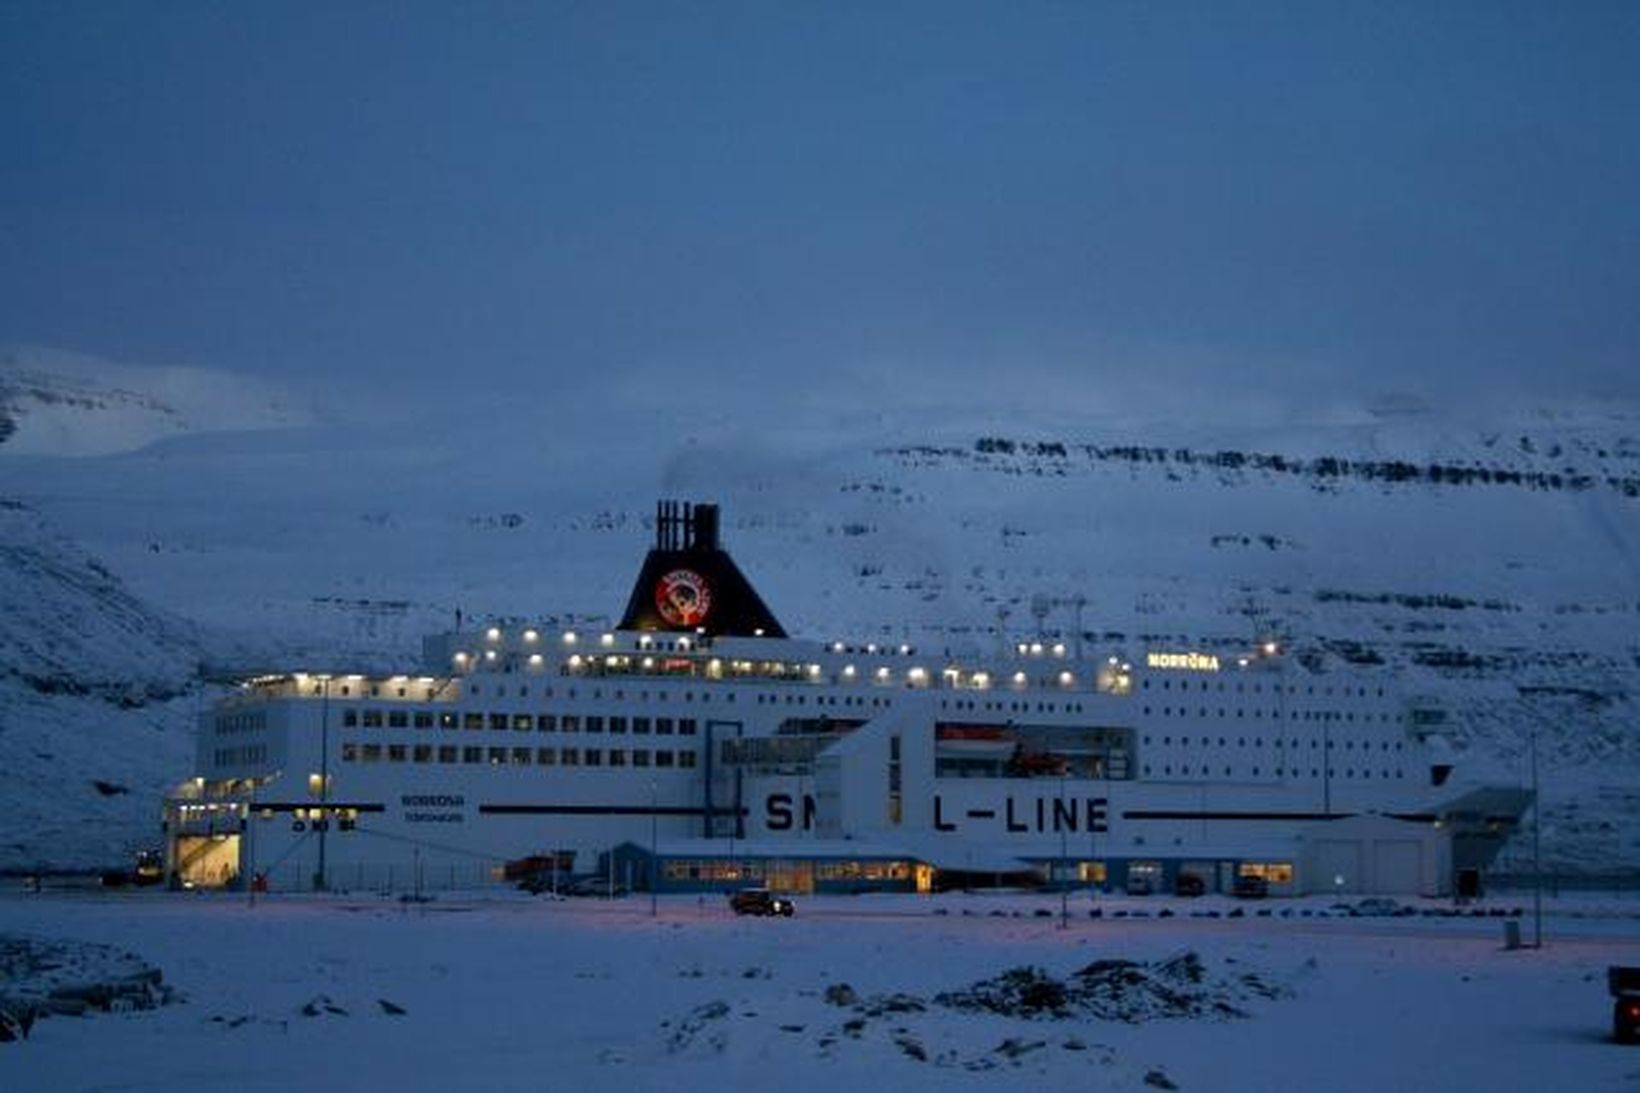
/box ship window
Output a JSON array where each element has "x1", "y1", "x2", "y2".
[
  {"x1": 609, "y1": 749, "x2": 627, "y2": 767},
  {"x1": 463, "y1": 713, "x2": 484, "y2": 731},
  {"x1": 414, "y1": 712, "x2": 433, "y2": 729},
  {"x1": 362, "y1": 710, "x2": 383, "y2": 728},
  {"x1": 463, "y1": 746, "x2": 482, "y2": 763},
  {"x1": 655, "y1": 751, "x2": 675, "y2": 768},
  {"x1": 586, "y1": 716, "x2": 605, "y2": 733},
  {"x1": 560, "y1": 748, "x2": 579, "y2": 766},
  {"x1": 387, "y1": 744, "x2": 407, "y2": 762},
  {"x1": 487, "y1": 748, "x2": 508, "y2": 765},
  {"x1": 657, "y1": 718, "x2": 675, "y2": 735},
  {"x1": 679, "y1": 751, "x2": 696, "y2": 768},
  {"x1": 489, "y1": 714, "x2": 508, "y2": 731},
  {"x1": 413, "y1": 744, "x2": 432, "y2": 763},
  {"x1": 633, "y1": 717, "x2": 651, "y2": 734},
  {"x1": 632, "y1": 750, "x2": 650, "y2": 767},
  {"x1": 537, "y1": 748, "x2": 555, "y2": 765},
  {"x1": 438, "y1": 745, "x2": 457, "y2": 763},
  {"x1": 561, "y1": 716, "x2": 580, "y2": 733},
  {"x1": 610, "y1": 717, "x2": 628, "y2": 734},
  {"x1": 584, "y1": 749, "x2": 602, "y2": 766},
  {"x1": 343, "y1": 710, "x2": 359, "y2": 728},
  {"x1": 511, "y1": 748, "x2": 532, "y2": 765},
  {"x1": 679, "y1": 719, "x2": 697, "y2": 735},
  {"x1": 538, "y1": 714, "x2": 556, "y2": 732},
  {"x1": 340, "y1": 686, "x2": 350, "y2": 696},
  {"x1": 387, "y1": 711, "x2": 408, "y2": 728}
]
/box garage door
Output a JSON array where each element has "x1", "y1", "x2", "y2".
[{"x1": 1372, "y1": 840, "x2": 1421, "y2": 894}]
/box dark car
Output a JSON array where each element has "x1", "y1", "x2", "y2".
[
  {"x1": 1232, "y1": 874, "x2": 1270, "y2": 899},
  {"x1": 1174, "y1": 873, "x2": 1206, "y2": 897},
  {"x1": 1612, "y1": 966, "x2": 1640, "y2": 1044},
  {"x1": 729, "y1": 887, "x2": 794, "y2": 916}
]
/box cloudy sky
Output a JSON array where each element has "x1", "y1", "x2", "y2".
[{"x1": 3, "y1": 2, "x2": 1637, "y2": 418}]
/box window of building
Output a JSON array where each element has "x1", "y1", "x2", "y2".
[
  {"x1": 633, "y1": 717, "x2": 651, "y2": 734},
  {"x1": 537, "y1": 748, "x2": 556, "y2": 765},
  {"x1": 413, "y1": 744, "x2": 433, "y2": 763},
  {"x1": 388, "y1": 711, "x2": 409, "y2": 729},
  {"x1": 488, "y1": 748, "x2": 508, "y2": 765},
  {"x1": 489, "y1": 714, "x2": 508, "y2": 732},
  {"x1": 388, "y1": 745, "x2": 407, "y2": 762},
  {"x1": 586, "y1": 716, "x2": 605, "y2": 733},
  {"x1": 632, "y1": 749, "x2": 650, "y2": 767},
  {"x1": 463, "y1": 713, "x2": 484, "y2": 731},
  {"x1": 463, "y1": 746, "x2": 483, "y2": 764},
  {"x1": 538, "y1": 714, "x2": 556, "y2": 732},
  {"x1": 655, "y1": 751, "x2": 675, "y2": 767},
  {"x1": 511, "y1": 747, "x2": 532, "y2": 765},
  {"x1": 585, "y1": 748, "x2": 603, "y2": 767},
  {"x1": 512, "y1": 714, "x2": 533, "y2": 731},
  {"x1": 562, "y1": 715, "x2": 580, "y2": 733},
  {"x1": 561, "y1": 748, "x2": 580, "y2": 766},
  {"x1": 438, "y1": 745, "x2": 458, "y2": 763},
  {"x1": 362, "y1": 710, "x2": 383, "y2": 728}
]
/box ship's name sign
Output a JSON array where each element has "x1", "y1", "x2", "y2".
[
  {"x1": 1146, "y1": 651, "x2": 1220, "y2": 672},
  {"x1": 933, "y1": 794, "x2": 1109, "y2": 835},
  {"x1": 402, "y1": 793, "x2": 465, "y2": 824}
]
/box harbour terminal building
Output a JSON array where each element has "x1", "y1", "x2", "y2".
[{"x1": 165, "y1": 502, "x2": 1529, "y2": 898}]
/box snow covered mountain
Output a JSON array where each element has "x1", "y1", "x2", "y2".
[
  {"x1": 0, "y1": 351, "x2": 1636, "y2": 874},
  {"x1": 0, "y1": 346, "x2": 309, "y2": 456}
]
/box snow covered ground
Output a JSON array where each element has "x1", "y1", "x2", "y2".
[{"x1": 2, "y1": 887, "x2": 1637, "y2": 1092}]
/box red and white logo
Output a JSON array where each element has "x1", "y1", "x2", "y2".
[{"x1": 655, "y1": 569, "x2": 711, "y2": 628}]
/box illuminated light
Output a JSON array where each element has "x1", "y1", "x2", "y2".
[
  {"x1": 973, "y1": 672, "x2": 991, "y2": 688},
  {"x1": 528, "y1": 653, "x2": 544, "y2": 666},
  {"x1": 345, "y1": 674, "x2": 364, "y2": 682},
  {"x1": 1012, "y1": 671, "x2": 1028, "y2": 686},
  {"x1": 1016, "y1": 643, "x2": 1029, "y2": 656},
  {"x1": 1058, "y1": 670, "x2": 1075, "y2": 686},
  {"x1": 485, "y1": 627, "x2": 501, "y2": 642},
  {"x1": 484, "y1": 649, "x2": 498, "y2": 662},
  {"x1": 866, "y1": 643, "x2": 878, "y2": 654},
  {"x1": 563, "y1": 631, "x2": 578, "y2": 645},
  {"x1": 808, "y1": 664, "x2": 822, "y2": 677},
  {"x1": 638, "y1": 634, "x2": 653, "y2": 649},
  {"x1": 1108, "y1": 656, "x2": 1119, "y2": 665},
  {"x1": 642, "y1": 657, "x2": 655, "y2": 670},
  {"x1": 568, "y1": 654, "x2": 584, "y2": 669},
  {"x1": 1052, "y1": 643, "x2": 1066, "y2": 657},
  {"x1": 307, "y1": 773, "x2": 324, "y2": 795},
  {"x1": 1263, "y1": 641, "x2": 1280, "y2": 657},
  {"x1": 875, "y1": 666, "x2": 891, "y2": 681},
  {"x1": 416, "y1": 676, "x2": 435, "y2": 684},
  {"x1": 832, "y1": 642, "x2": 846, "y2": 653},
  {"x1": 678, "y1": 637, "x2": 691, "y2": 651},
  {"x1": 600, "y1": 633, "x2": 614, "y2": 647},
  {"x1": 453, "y1": 652, "x2": 470, "y2": 666},
  {"x1": 908, "y1": 667, "x2": 927, "y2": 683},
  {"x1": 898, "y1": 644, "x2": 911, "y2": 655},
  {"x1": 842, "y1": 665, "x2": 857, "y2": 678},
  {"x1": 754, "y1": 628, "x2": 765, "y2": 637},
  {"x1": 1029, "y1": 642, "x2": 1044, "y2": 656},
  {"x1": 523, "y1": 629, "x2": 539, "y2": 643},
  {"x1": 1238, "y1": 657, "x2": 1250, "y2": 668}
]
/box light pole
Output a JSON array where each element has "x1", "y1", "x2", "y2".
[
  {"x1": 650, "y1": 777, "x2": 659, "y2": 918},
  {"x1": 1530, "y1": 728, "x2": 1542, "y2": 948},
  {"x1": 315, "y1": 675, "x2": 331, "y2": 892},
  {"x1": 1058, "y1": 766, "x2": 1069, "y2": 930}
]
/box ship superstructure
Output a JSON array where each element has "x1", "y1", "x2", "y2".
[{"x1": 165, "y1": 501, "x2": 1528, "y2": 896}]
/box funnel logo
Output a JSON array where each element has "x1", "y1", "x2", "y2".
[{"x1": 656, "y1": 569, "x2": 711, "y2": 628}]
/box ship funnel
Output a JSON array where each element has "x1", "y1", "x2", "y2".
[{"x1": 619, "y1": 500, "x2": 786, "y2": 638}]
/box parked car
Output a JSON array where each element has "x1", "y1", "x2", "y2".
[
  {"x1": 1173, "y1": 873, "x2": 1205, "y2": 897},
  {"x1": 1611, "y1": 966, "x2": 1640, "y2": 1044},
  {"x1": 1232, "y1": 874, "x2": 1270, "y2": 899},
  {"x1": 729, "y1": 887, "x2": 794, "y2": 916}
]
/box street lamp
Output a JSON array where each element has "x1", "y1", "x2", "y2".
[
  {"x1": 650, "y1": 777, "x2": 659, "y2": 919},
  {"x1": 315, "y1": 675, "x2": 331, "y2": 892},
  {"x1": 1058, "y1": 765, "x2": 1069, "y2": 930}
]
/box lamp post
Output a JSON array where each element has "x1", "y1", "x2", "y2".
[
  {"x1": 650, "y1": 776, "x2": 659, "y2": 919},
  {"x1": 1058, "y1": 766, "x2": 1069, "y2": 930},
  {"x1": 1530, "y1": 728, "x2": 1542, "y2": 949},
  {"x1": 315, "y1": 675, "x2": 331, "y2": 892}
]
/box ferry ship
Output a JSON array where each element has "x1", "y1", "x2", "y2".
[{"x1": 164, "y1": 501, "x2": 1529, "y2": 897}]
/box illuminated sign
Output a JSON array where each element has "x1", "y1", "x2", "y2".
[
  {"x1": 1146, "y1": 651, "x2": 1221, "y2": 672},
  {"x1": 656, "y1": 569, "x2": 712, "y2": 627}
]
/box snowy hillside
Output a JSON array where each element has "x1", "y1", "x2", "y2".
[
  {"x1": 0, "y1": 353, "x2": 1636, "y2": 874},
  {"x1": 0, "y1": 346, "x2": 309, "y2": 456}
]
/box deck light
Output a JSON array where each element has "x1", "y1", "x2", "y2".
[{"x1": 485, "y1": 627, "x2": 501, "y2": 642}]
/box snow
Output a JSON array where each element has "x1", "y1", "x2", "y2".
[
  {"x1": 0, "y1": 350, "x2": 1637, "y2": 872},
  {"x1": 1, "y1": 887, "x2": 1637, "y2": 1091}
]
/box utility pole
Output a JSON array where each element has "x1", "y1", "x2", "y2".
[{"x1": 1531, "y1": 728, "x2": 1542, "y2": 949}]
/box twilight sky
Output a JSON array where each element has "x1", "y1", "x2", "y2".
[{"x1": 3, "y1": 2, "x2": 1638, "y2": 418}]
